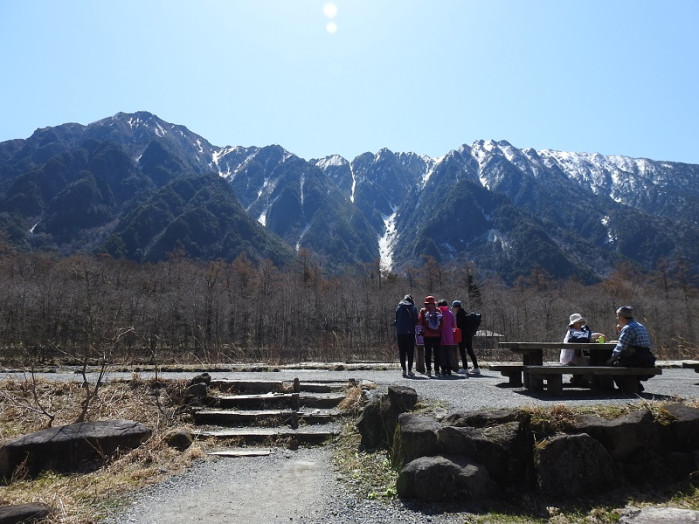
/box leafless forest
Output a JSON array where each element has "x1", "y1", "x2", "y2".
[{"x1": 0, "y1": 249, "x2": 696, "y2": 366}]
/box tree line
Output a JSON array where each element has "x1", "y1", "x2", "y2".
[{"x1": 0, "y1": 247, "x2": 695, "y2": 366}]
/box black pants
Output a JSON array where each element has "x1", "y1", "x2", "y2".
[
  {"x1": 612, "y1": 347, "x2": 655, "y2": 391},
  {"x1": 397, "y1": 334, "x2": 415, "y2": 373},
  {"x1": 423, "y1": 336, "x2": 441, "y2": 373},
  {"x1": 459, "y1": 336, "x2": 479, "y2": 369}
]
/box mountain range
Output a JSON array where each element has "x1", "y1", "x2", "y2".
[{"x1": 0, "y1": 111, "x2": 696, "y2": 284}]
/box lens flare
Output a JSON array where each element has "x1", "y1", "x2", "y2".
[{"x1": 323, "y1": 3, "x2": 338, "y2": 19}]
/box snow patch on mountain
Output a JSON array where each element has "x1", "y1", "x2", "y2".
[
  {"x1": 296, "y1": 224, "x2": 311, "y2": 252},
  {"x1": 378, "y1": 208, "x2": 398, "y2": 272},
  {"x1": 601, "y1": 215, "x2": 616, "y2": 244}
]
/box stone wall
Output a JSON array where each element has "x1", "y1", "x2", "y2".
[{"x1": 357, "y1": 386, "x2": 699, "y2": 503}]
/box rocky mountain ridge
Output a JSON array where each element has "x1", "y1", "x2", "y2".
[{"x1": 0, "y1": 111, "x2": 696, "y2": 283}]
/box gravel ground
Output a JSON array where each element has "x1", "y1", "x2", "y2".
[{"x1": 50, "y1": 363, "x2": 699, "y2": 524}]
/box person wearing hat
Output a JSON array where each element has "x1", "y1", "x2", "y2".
[
  {"x1": 418, "y1": 295, "x2": 443, "y2": 377},
  {"x1": 452, "y1": 300, "x2": 481, "y2": 375},
  {"x1": 559, "y1": 313, "x2": 605, "y2": 366},
  {"x1": 608, "y1": 306, "x2": 656, "y2": 391},
  {"x1": 395, "y1": 294, "x2": 419, "y2": 377}
]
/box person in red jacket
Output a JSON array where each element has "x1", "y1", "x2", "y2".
[{"x1": 418, "y1": 296, "x2": 443, "y2": 377}]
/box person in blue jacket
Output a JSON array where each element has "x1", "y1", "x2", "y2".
[{"x1": 395, "y1": 294, "x2": 419, "y2": 377}]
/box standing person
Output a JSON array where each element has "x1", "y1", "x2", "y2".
[
  {"x1": 418, "y1": 296, "x2": 443, "y2": 377},
  {"x1": 608, "y1": 306, "x2": 656, "y2": 392},
  {"x1": 395, "y1": 294, "x2": 419, "y2": 377},
  {"x1": 437, "y1": 299, "x2": 456, "y2": 376},
  {"x1": 452, "y1": 301, "x2": 481, "y2": 375}
]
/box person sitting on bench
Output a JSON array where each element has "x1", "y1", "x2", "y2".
[
  {"x1": 607, "y1": 306, "x2": 657, "y2": 392},
  {"x1": 560, "y1": 313, "x2": 605, "y2": 386}
]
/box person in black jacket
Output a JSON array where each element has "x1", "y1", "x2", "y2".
[
  {"x1": 395, "y1": 294, "x2": 419, "y2": 377},
  {"x1": 452, "y1": 300, "x2": 480, "y2": 375}
]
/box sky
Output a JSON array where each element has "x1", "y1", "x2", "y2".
[{"x1": 1, "y1": 0, "x2": 698, "y2": 164}]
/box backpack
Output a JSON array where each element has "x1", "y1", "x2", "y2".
[
  {"x1": 464, "y1": 312, "x2": 481, "y2": 335},
  {"x1": 425, "y1": 309, "x2": 442, "y2": 331}
]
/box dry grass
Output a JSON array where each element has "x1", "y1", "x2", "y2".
[{"x1": 0, "y1": 375, "x2": 208, "y2": 523}]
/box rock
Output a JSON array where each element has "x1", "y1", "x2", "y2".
[
  {"x1": 357, "y1": 386, "x2": 418, "y2": 451},
  {"x1": 381, "y1": 386, "x2": 418, "y2": 447},
  {"x1": 661, "y1": 403, "x2": 699, "y2": 452},
  {"x1": 0, "y1": 502, "x2": 52, "y2": 523},
  {"x1": 386, "y1": 386, "x2": 418, "y2": 413},
  {"x1": 392, "y1": 413, "x2": 440, "y2": 467},
  {"x1": 572, "y1": 409, "x2": 658, "y2": 461},
  {"x1": 438, "y1": 420, "x2": 535, "y2": 490},
  {"x1": 444, "y1": 408, "x2": 530, "y2": 428},
  {"x1": 619, "y1": 506, "x2": 699, "y2": 523},
  {"x1": 184, "y1": 382, "x2": 208, "y2": 406},
  {"x1": 535, "y1": 433, "x2": 616, "y2": 498},
  {"x1": 396, "y1": 455, "x2": 494, "y2": 501},
  {"x1": 356, "y1": 397, "x2": 384, "y2": 450},
  {"x1": 187, "y1": 373, "x2": 211, "y2": 386},
  {"x1": 0, "y1": 420, "x2": 151, "y2": 482},
  {"x1": 164, "y1": 430, "x2": 193, "y2": 451}
]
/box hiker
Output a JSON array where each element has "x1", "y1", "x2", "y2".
[
  {"x1": 452, "y1": 300, "x2": 481, "y2": 375},
  {"x1": 608, "y1": 306, "x2": 656, "y2": 392},
  {"x1": 418, "y1": 296, "x2": 443, "y2": 377},
  {"x1": 395, "y1": 294, "x2": 419, "y2": 377},
  {"x1": 437, "y1": 299, "x2": 457, "y2": 376}
]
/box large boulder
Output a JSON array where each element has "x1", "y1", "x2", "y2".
[
  {"x1": 535, "y1": 433, "x2": 616, "y2": 498},
  {"x1": 392, "y1": 413, "x2": 441, "y2": 467},
  {"x1": 0, "y1": 502, "x2": 52, "y2": 523},
  {"x1": 437, "y1": 420, "x2": 535, "y2": 491},
  {"x1": 571, "y1": 409, "x2": 658, "y2": 461},
  {"x1": 660, "y1": 403, "x2": 699, "y2": 452},
  {"x1": 0, "y1": 420, "x2": 151, "y2": 482},
  {"x1": 444, "y1": 408, "x2": 530, "y2": 429},
  {"x1": 357, "y1": 386, "x2": 417, "y2": 451},
  {"x1": 396, "y1": 455, "x2": 495, "y2": 502}
]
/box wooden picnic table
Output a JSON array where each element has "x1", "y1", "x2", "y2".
[
  {"x1": 496, "y1": 341, "x2": 617, "y2": 389},
  {"x1": 501, "y1": 341, "x2": 617, "y2": 366}
]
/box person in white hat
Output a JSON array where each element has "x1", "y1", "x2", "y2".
[{"x1": 559, "y1": 313, "x2": 605, "y2": 365}]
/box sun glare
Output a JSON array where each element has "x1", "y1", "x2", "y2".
[
  {"x1": 323, "y1": 2, "x2": 338, "y2": 33},
  {"x1": 323, "y1": 3, "x2": 338, "y2": 19}
]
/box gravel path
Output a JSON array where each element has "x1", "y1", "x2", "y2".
[{"x1": 91, "y1": 364, "x2": 699, "y2": 523}]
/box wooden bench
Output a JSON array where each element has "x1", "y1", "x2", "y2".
[
  {"x1": 523, "y1": 365, "x2": 662, "y2": 396},
  {"x1": 490, "y1": 365, "x2": 524, "y2": 387},
  {"x1": 682, "y1": 362, "x2": 699, "y2": 373}
]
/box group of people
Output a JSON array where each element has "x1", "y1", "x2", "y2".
[
  {"x1": 395, "y1": 294, "x2": 480, "y2": 378},
  {"x1": 397, "y1": 296, "x2": 657, "y2": 391},
  {"x1": 560, "y1": 305, "x2": 657, "y2": 391}
]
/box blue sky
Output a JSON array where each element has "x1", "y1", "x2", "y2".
[{"x1": 2, "y1": 0, "x2": 698, "y2": 164}]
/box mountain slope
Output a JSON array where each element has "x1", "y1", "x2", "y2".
[{"x1": 1, "y1": 112, "x2": 696, "y2": 282}]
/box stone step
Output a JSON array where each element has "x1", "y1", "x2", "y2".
[
  {"x1": 208, "y1": 379, "x2": 349, "y2": 394},
  {"x1": 207, "y1": 448, "x2": 272, "y2": 457},
  {"x1": 216, "y1": 393, "x2": 299, "y2": 410},
  {"x1": 208, "y1": 379, "x2": 287, "y2": 394},
  {"x1": 215, "y1": 392, "x2": 345, "y2": 410},
  {"x1": 193, "y1": 408, "x2": 341, "y2": 426},
  {"x1": 193, "y1": 426, "x2": 340, "y2": 445}
]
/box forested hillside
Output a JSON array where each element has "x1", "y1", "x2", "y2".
[{"x1": 0, "y1": 249, "x2": 694, "y2": 365}]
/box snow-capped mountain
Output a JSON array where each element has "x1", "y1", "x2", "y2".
[{"x1": 0, "y1": 112, "x2": 696, "y2": 283}]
